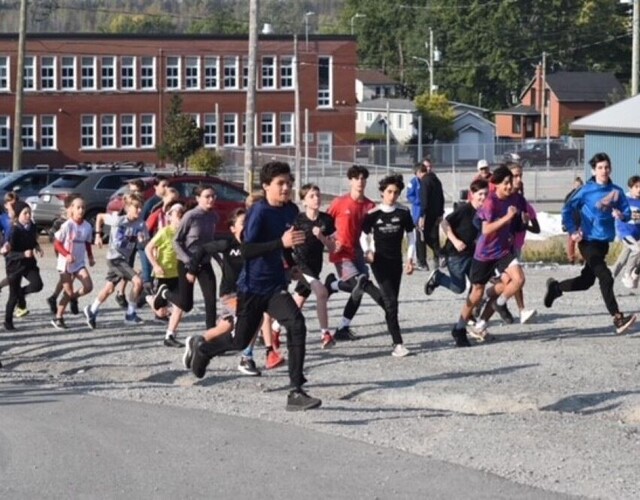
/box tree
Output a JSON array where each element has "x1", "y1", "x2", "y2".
[
  {"x1": 157, "y1": 95, "x2": 204, "y2": 169},
  {"x1": 414, "y1": 93, "x2": 455, "y2": 143},
  {"x1": 100, "y1": 13, "x2": 177, "y2": 33},
  {"x1": 188, "y1": 148, "x2": 224, "y2": 175},
  {"x1": 188, "y1": 7, "x2": 245, "y2": 34}
]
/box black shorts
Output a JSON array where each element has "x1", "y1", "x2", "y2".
[
  {"x1": 157, "y1": 277, "x2": 179, "y2": 293},
  {"x1": 469, "y1": 253, "x2": 518, "y2": 285},
  {"x1": 293, "y1": 262, "x2": 322, "y2": 299}
]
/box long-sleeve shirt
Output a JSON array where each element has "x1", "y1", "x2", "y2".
[
  {"x1": 419, "y1": 172, "x2": 445, "y2": 225},
  {"x1": 173, "y1": 206, "x2": 218, "y2": 264}
]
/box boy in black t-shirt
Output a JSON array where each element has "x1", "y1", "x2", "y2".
[
  {"x1": 424, "y1": 179, "x2": 489, "y2": 297},
  {"x1": 292, "y1": 184, "x2": 337, "y2": 349}
]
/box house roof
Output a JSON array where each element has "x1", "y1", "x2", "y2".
[
  {"x1": 520, "y1": 71, "x2": 623, "y2": 103},
  {"x1": 356, "y1": 69, "x2": 399, "y2": 85},
  {"x1": 453, "y1": 110, "x2": 496, "y2": 129},
  {"x1": 357, "y1": 98, "x2": 416, "y2": 112},
  {"x1": 494, "y1": 104, "x2": 539, "y2": 116},
  {"x1": 450, "y1": 101, "x2": 489, "y2": 114},
  {"x1": 571, "y1": 94, "x2": 640, "y2": 134}
]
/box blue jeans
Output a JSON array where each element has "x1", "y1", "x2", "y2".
[{"x1": 435, "y1": 254, "x2": 471, "y2": 294}]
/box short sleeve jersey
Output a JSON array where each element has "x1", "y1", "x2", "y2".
[
  {"x1": 149, "y1": 225, "x2": 178, "y2": 279},
  {"x1": 292, "y1": 211, "x2": 335, "y2": 274},
  {"x1": 327, "y1": 194, "x2": 376, "y2": 263},
  {"x1": 443, "y1": 202, "x2": 479, "y2": 257},
  {"x1": 54, "y1": 219, "x2": 93, "y2": 273},
  {"x1": 105, "y1": 213, "x2": 149, "y2": 261},
  {"x1": 513, "y1": 201, "x2": 538, "y2": 251},
  {"x1": 474, "y1": 192, "x2": 522, "y2": 261},
  {"x1": 362, "y1": 205, "x2": 414, "y2": 261}
]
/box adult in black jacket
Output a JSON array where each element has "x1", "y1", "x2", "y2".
[{"x1": 418, "y1": 158, "x2": 445, "y2": 270}]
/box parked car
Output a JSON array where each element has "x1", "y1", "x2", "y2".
[
  {"x1": 503, "y1": 140, "x2": 580, "y2": 168},
  {"x1": 32, "y1": 169, "x2": 148, "y2": 230},
  {"x1": 0, "y1": 168, "x2": 65, "y2": 200},
  {"x1": 106, "y1": 174, "x2": 248, "y2": 235}
]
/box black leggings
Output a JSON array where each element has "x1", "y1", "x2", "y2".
[
  {"x1": 422, "y1": 222, "x2": 441, "y2": 268},
  {"x1": 199, "y1": 290, "x2": 308, "y2": 390},
  {"x1": 167, "y1": 261, "x2": 217, "y2": 329},
  {"x1": 371, "y1": 258, "x2": 403, "y2": 345},
  {"x1": 340, "y1": 272, "x2": 387, "y2": 324},
  {"x1": 5, "y1": 264, "x2": 43, "y2": 323},
  {"x1": 558, "y1": 240, "x2": 619, "y2": 316}
]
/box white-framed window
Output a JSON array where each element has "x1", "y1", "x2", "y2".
[
  {"x1": 204, "y1": 56, "x2": 219, "y2": 89},
  {"x1": 140, "y1": 114, "x2": 155, "y2": 148},
  {"x1": 166, "y1": 56, "x2": 180, "y2": 90},
  {"x1": 366, "y1": 112, "x2": 373, "y2": 122},
  {"x1": 0, "y1": 56, "x2": 9, "y2": 91},
  {"x1": 280, "y1": 112, "x2": 294, "y2": 145},
  {"x1": 317, "y1": 56, "x2": 333, "y2": 108},
  {"x1": 396, "y1": 113, "x2": 403, "y2": 129},
  {"x1": 40, "y1": 56, "x2": 56, "y2": 90},
  {"x1": 188, "y1": 113, "x2": 200, "y2": 127},
  {"x1": 81, "y1": 56, "x2": 96, "y2": 90},
  {"x1": 61, "y1": 56, "x2": 76, "y2": 90},
  {"x1": 40, "y1": 115, "x2": 56, "y2": 149},
  {"x1": 22, "y1": 115, "x2": 35, "y2": 150},
  {"x1": 101, "y1": 56, "x2": 116, "y2": 90},
  {"x1": 0, "y1": 116, "x2": 9, "y2": 150},
  {"x1": 81, "y1": 115, "x2": 96, "y2": 149},
  {"x1": 120, "y1": 114, "x2": 135, "y2": 148},
  {"x1": 261, "y1": 56, "x2": 275, "y2": 89},
  {"x1": 185, "y1": 56, "x2": 200, "y2": 90},
  {"x1": 223, "y1": 56, "x2": 238, "y2": 89},
  {"x1": 223, "y1": 113, "x2": 237, "y2": 145},
  {"x1": 317, "y1": 132, "x2": 333, "y2": 163},
  {"x1": 242, "y1": 56, "x2": 249, "y2": 89},
  {"x1": 280, "y1": 56, "x2": 293, "y2": 89},
  {"x1": 203, "y1": 113, "x2": 217, "y2": 148},
  {"x1": 120, "y1": 56, "x2": 136, "y2": 90},
  {"x1": 101, "y1": 115, "x2": 116, "y2": 148},
  {"x1": 23, "y1": 56, "x2": 36, "y2": 91},
  {"x1": 261, "y1": 113, "x2": 275, "y2": 145},
  {"x1": 140, "y1": 56, "x2": 155, "y2": 90}
]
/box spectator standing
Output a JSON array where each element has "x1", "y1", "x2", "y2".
[
  {"x1": 406, "y1": 163, "x2": 427, "y2": 269},
  {"x1": 418, "y1": 158, "x2": 445, "y2": 271}
]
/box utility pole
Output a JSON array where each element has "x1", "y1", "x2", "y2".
[
  {"x1": 243, "y1": 0, "x2": 258, "y2": 191},
  {"x1": 429, "y1": 28, "x2": 434, "y2": 97},
  {"x1": 293, "y1": 35, "x2": 301, "y2": 198},
  {"x1": 633, "y1": 0, "x2": 639, "y2": 95},
  {"x1": 12, "y1": 0, "x2": 28, "y2": 172},
  {"x1": 542, "y1": 51, "x2": 551, "y2": 170}
]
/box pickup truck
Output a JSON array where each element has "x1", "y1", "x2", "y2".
[{"x1": 503, "y1": 141, "x2": 580, "y2": 168}]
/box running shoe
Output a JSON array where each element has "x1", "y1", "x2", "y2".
[
  {"x1": 494, "y1": 302, "x2": 515, "y2": 325},
  {"x1": 321, "y1": 331, "x2": 335, "y2": 349},
  {"x1": 286, "y1": 389, "x2": 321, "y2": 411},
  {"x1": 265, "y1": 350, "x2": 285, "y2": 370},
  {"x1": 46, "y1": 295, "x2": 57, "y2": 314},
  {"x1": 451, "y1": 326, "x2": 471, "y2": 347},
  {"x1": 519, "y1": 309, "x2": 537, "y2": 324},
  {"x1": 191, "y1": 336, "x2": 210, "y2": 379},
  {"x1": 163, "y1": 334, "x2": 184, "y2": 348},
  {"x1": 115, "y1": 292, "x2": 127, "y2": 309},
  {"x1": 391, "y1": 344, "x2": 410, "y2": 357},
  {"x1": 237, "y1": 357, "x2": 261, "y2": 376},
  {"x1": 51, "y1": 317, "x2": 68, "y2": 330},
  {"x1": 183, "y1": 336, "x2": 194, "y2": 369},
  {"x1": 424, "y1": 269, "x2": 439, "y2": 296},
  {"x1": 151, "y1": 284, "x2": 169, "y2": 309},
  {"x1": 125, "y1": 313, "x2": 144, "y2": 325},
  {"x1": 334, "y1": 326, "x2": 358, "y2": 341},
  {"x1": 544, "y1": 278, "x2": 562, "y2": 308},
  {"x1": 83, "y1": 305, "x2": 97, "y2": 330},
  {"x1": 614, "y1": 313, "x2": 637, "y2": 335},
  {"x1": 14, "y1": 307, "x2": 29, "y2": 318}
]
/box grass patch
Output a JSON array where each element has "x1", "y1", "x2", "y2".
[{"x1": 522, "y1": 236, "x2": 623, "y2": 265}]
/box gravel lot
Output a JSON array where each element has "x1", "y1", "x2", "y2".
[{"x1": 2, "y1": 243, "x2": 640, "y2": 499}]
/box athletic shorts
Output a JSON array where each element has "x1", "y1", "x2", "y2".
[
  {"x1": 334, "y1": 257, "x2": 369, "y2": 282},
  {"x1": 293, "y1": 263, "x2": 322, "y2": 299},
  {"x1": 157, "y1": 277, "x2": 179, "y2": 293},
  {"x1": 105, "y1": 258, "x2": 138, "y2": 285},
  {"x1": 469, "y1": 253, "x2": 519, "y2": 285}
]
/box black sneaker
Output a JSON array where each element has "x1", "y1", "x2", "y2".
[
  {"x1": 183, "y1": 336, "x2": 194, "y2": 369},
  {"x1": 494, "y1": 302, "x2": 515, "y2": 324},
  {"x1": 83, "y1": 305, "x2": 97, "y2": 330},
  {"x1": 191, "y1": 336, "x2": 210, "y2": 379},
  {"x1": 424, "y1": 269, "x2": 439, "y2": 296},
  {"x1": 69, "y1": 299, "x2": 79, "y2": 315},
  {"x1": 152, "y1": 284, "x2": 169, "y2": 309},
  {"x1": 334, "y1": 326, "x2": 358, "y2": 341},
  {"x1": 115, "y1": 292, "x2": 128, "y2": 309},
  {"x1": 544, "y1": 278, "x2": 561, "y2": 308},
  {"x1": 614, "y1": 313, "x2": 637, "y2": 335},
  {"x1": 51, "y1": 317, "x2": 68, "y2": 330},
  {"x1": 46, "y1": 295, "x2": 57, "y2": 314},
  {"x1": 286, "y1": 389, "x2": 322, "y2": 411},
  {"x1": 351, "y1": 274, "x2": 367, "y2": 302},
  {"x1": 324, "y1": 273, "x2": 338, "y2": 297},
  {"x1": 164, "y1": 334, "x2": 184, "y2": 348},
  {"x1": 237, "y1": 357, "x2": 261, "y2": 376},
  {"x1": 451, "y1": 326, "x2": 471, "y2": 347}
]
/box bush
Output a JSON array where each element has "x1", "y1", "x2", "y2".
[
  {"x1": 521, "y1": 236, "x2": 624, "y2": 265},
  {"x1": 188, "y1": 148, "x2": 224, "y2": 175}
]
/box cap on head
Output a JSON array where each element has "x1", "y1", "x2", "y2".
[{"x1": 477, "y1": 159, "x2": 489, "y2": 171}]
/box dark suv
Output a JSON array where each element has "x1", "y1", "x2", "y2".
[
  {"x1": 0, "y1": 168, "x2": 64, "y2": 200},
  {"x1": 32, "y1": 169, "x2": 147, "y2": 229}
]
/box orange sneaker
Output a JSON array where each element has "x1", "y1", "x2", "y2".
[
  {"x1": 321, "y1": 332, "x2": 335, "y2": 349},
  {"x1": 265, "y1": 349, "x2": 285, "y2": 370}
]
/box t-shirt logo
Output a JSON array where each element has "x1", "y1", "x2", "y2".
[
  {"x1": 230, "y1": 248, "x2": 241, "y2": 256},
  {"x1": 376, "y1": 218, "x2": 384, "y2": 225}
]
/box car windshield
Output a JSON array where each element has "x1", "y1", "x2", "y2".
[
  {"x1": 48, "y1": 174, "x2": 86, "y2": 189},
  {"x1": 0, "y1": 172, "x2": 25, "y2": 189}
]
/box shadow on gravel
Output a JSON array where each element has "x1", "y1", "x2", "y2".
[
  {"x1": 539, "y1": 390, "x2": 640, "y2": 415},
  {"x1": 0, "y1": 382, "x2": 83, "y2": 406}
]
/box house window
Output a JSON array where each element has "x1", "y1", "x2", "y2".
[
  {"x1": 366, "y1": 112, "x2": 373, "y2": 122},
  {"x1": 261, "y1": 56, "x2": 275, "y2": 89},
  {"x1": 203, "y1": 113, "x2": 217, "y2": 148},
  {"x1": 120, "y1": 114, "x2": 135, "y2": 148},
  {"x1": 120, "y1": 56, "x2": 136, "y2": 90},
  {"x1": 188, "y1": 113, "x2": 200, "y2": 127},
  {"x1": 317, "y1": 56, "x2": 332, "y2": 107},
  {"x1": 512, "y1": 116, "x2": 521, "y2": 134},
  {"x1": 81, "y1": 56, "x2": 96, "y2": 90},
  {"x1": 396, "y1": 113, "x2": 403, "y2": 129},
  {"x1": 21, "y1": 116, "x2": 35, "y2": 150},
  {"x1": 280, "y1": 112, "x2": 294, "y2": 145},
  {"x1": 0, "y1": 116, "x2": 9, "y2": 150},
  {"x1": 0, "y1": 56, "x2": 8, "y2": 91},
  {"x1": 140, "y1": 56, "x2": 155, "y2": 90},
  {"x1": 40, "y1": 115, "x2": 56, "y2": 149},
  {"x1": 280, "y1": 56, "x2": 293, "y2": 89},
  {"x1": 61, "y1": 56, "x2": 76, "y2": 90},
  {"x1": 81, "y1": 115, "x2": 96, "y2": 148},
  {"x1": 140, "y1": 114, "x2": 155, "y2": 148},
  {"x1": 223, "y1": 113, "x2": 237, "y2": 145},
  {"x1": 23, "y1": 56, "x2": 35, "y2": 90},
  {"x1": 101, "y1": 115, "x2": 116, "y2": 148},
  {"x1": 261, "y1": 113, "x2": 275, "y2": 145},
  {"x1": 204, "y1": 56, "x2": 219, "y2": 89},
  {"x1": 101, "y1": 56, "x2": 116, "y2": 90},
  {"x1": 223, "y1": 57, "x2": 238, "y2": 89},
  {"x1": 317, "y1": 132, "x2": 332, "y2": 163},
  {"x1": 166, "y1": 56, "x2": 180, "y2": 90},
  {"x1": 185, "y1": 56, "x2": 200, "y2": 89},
  {"x1": 40, "y1": 56, "x2": 56, "y2": 90}
]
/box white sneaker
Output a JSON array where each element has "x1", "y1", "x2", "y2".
[
  {"x1": 520, "y1": 309, "x2": 537, "y2": 324},
  {"x1": 466, "y1": 320, "x2": 492, "y2": 342},
  {"x1": 622, "y1": 272, "x2": 635, "y2": 289},
  {"x1": 391, "y1": 344, "x2": 410, "y2": 357}
]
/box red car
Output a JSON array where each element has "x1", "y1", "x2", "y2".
[{"x1": 106, "y1": 174, "x2": 247, "y2": 235}]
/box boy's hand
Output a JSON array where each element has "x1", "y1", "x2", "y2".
[
  {"x1": 281, "y1": 227, "x2": 305, "y2": 248},
  {"x1": 186, "y1": 272, "x2": 196, "y2": 283},
  {"x1": 24, "y1": 249, "x2": 33, "y2": 258},
  {"x1": 94, "y1": 233, "x2": 103, "y2": 249},
  {"x1": 612, "y1": 208, "x2": 623, "y2": 220},
  {"x1": 405, "y1": 260, "x2": 415, "y2": 275},
  {"x1": 312, "y1": 226, "x2": 322, "y2": 238},
  {"x1": 571, "y1": 230, "x2": 583, "y2": 243},
  {"x1": 66, "y1": 254, "x2": 74, "y2": 263},
  {"x1": 365, "y1": 250, "x2": 374, "y2": 263},
  {"x1": 506, "y1": 206, "x2": 518, "y2": 219},
  {"x1": 453, "y1": 240, "x2": 466, "y2": 252}
]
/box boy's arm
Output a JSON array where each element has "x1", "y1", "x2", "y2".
[
  {"x1": 187, "y1": 239, "x2": 229, "y2": 274},
  {"x1": 482, "y1": 206, "x2": 517, "y2": 235},
  {"x1": 93, "y1": 213, "x2": 109, "y2": 247}
]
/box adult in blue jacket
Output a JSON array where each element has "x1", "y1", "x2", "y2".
[
  {"x1": 406, "y1": 162, "x2": 427, "y2": 268},
  {"x1": 544, "y1": 152, "x2": 636, "y2": 334}
]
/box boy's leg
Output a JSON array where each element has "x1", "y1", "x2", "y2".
[
  {"x1": 56, "y1": 273, "x2": 74, "y2": 318},
  {"x1": 74, "y1": 268, "x2": 93, "y2": 298},
  {"x1": 371, "y1": 261, "x2": 403, "y2": 346},
  {"x1": 22, "y1": 267, "x2": 43, "y2": 296},
  {"x1": 5, "y1": 271, "x2": 22, "y2": 327},
  {"x1": 196, "y1": 262, "x2": 217, "y2": 329}
]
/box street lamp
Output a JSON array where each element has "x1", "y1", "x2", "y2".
[
  {"x1": 350, "y1": 13, "x2": 366, "y2": 35},
  {"x1": 411, "y1": 27, "x2": 441, "y2": 96},
  {"x1": 304, "y1": 11, "x2": 315, "y2": 50}
]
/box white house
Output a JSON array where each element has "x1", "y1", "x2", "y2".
[
  {"x1": 356, "y1": 98, "x2": 417, "y2": 144},
  {"x1": 355, "y1": 69, "x2": 401, "y2": 103}
]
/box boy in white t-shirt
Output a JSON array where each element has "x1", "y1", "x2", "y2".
[{"x1": 51, "y1": 195, "x2": 95, "y2": 329}]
